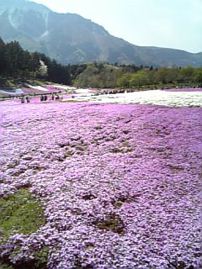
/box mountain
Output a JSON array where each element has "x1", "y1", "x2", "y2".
[{"x1": 0, "y1": 0, "x2": 201, "y2": 67}]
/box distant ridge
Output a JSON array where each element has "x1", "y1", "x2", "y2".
[{"x1": 0, "y1": 0, "x2": 201, "y2": 66}]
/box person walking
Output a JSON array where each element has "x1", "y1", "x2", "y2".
[
  {"x1": 25, "y1": 96, "x2": 30, "y2": 103},
  {"x1": 21, "y1": 97, "x2": 25, "y2": 104}
]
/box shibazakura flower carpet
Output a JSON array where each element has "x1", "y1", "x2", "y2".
[{"x1": 0, "y1": 98, "x2": 201, "y2": 269}]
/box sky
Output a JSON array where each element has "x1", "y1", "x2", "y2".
[{"x1": 32, "y1": 0, "x2": 202, "y2": 53}]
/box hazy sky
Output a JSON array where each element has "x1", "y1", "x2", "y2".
[{"x1": 32, "y1": 0, "x2": 202, "y2": 53}]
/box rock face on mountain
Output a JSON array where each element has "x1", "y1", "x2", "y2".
[{"x1": 0, "y1": 0, "x2": 201, "y2": 66}]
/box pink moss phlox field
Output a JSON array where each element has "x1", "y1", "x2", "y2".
[{"x1": 0, "y1": 100, "x2": 201, "y2": 269}]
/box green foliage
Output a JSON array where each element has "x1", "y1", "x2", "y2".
[
  {"x1": 34, "y1": 247, "x2": 49, "y2": 269},
  {"x1": 0, "y1": 247, "x2": 49, "y2": 269},
  {"x1": 69, "y1": 64, "x2": 87, "y2": 80},
  {"x1": 154, "y1": 68, "x2": 178, "y2": 84},
  {"x1": 193, "y1": 68, "x2": 202, "y2": 84},
  {"x1": 0, "y1": 38, "x2": 71, "y2": 85},
  {"x1": 0, "y1": 262, "x2": 14, "y2": 269},
  {"x1": 0, "y1": 36, "x2": 201, "y2": 89},
  {"x1": 93, "y1": 213, "x2": 125, "y2": 235},
  {"x1": 117, "y1": 73, "x2": 132, "y2": 88},
  {"x1": 74, "y1": 63, "x2": 121, "y2": 88},
  {"x1": 0, "y1": 189, "x2": 45, "y2": 240},
  {"x1": 129, "y1": 70, "x2": 149, "y2": 87},
  {"x1": 117, "y1": 67, "x2": 202, "y2": 89},
  {"x1": 176, "y1": 66, "x2": 193, "y2": 83}
]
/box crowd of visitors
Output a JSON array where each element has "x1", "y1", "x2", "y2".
[{"x1": 20, "y1": 94, "x2": 61, "y2": 104}]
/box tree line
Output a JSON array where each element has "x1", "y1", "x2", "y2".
[
  {"x1": 74, "y1": 63, "x2": 202, "y2": 88},
  {"x1": 0, "y1": 38, "x2": 202, "y2": 88},
  {"x1": 0, "y1": 38, "x2": 72, "y2": 85},
  {"x1": 117, "y1": 66, "x2": 202, "y2": 89}
]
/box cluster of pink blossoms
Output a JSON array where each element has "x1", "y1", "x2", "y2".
[{"x1": 0, "y1": 99, "x2": 201, "y2": 268}]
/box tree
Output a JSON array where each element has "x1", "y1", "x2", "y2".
[
  {"x1": 193, "y1": 68, "x2": 202, "y2": 85},
  {"x1": 0, "y1": 38, "x2": 5, "y2": 74},
  {"x1": 179, "y1": 66, "x2": 194, "y2": 83},
  {"x1": 129, "y1": 70, "x2": 149, "y2": 87},
  {"x1": 117, "y1": 73, "x2": 131, "y2": 88}
]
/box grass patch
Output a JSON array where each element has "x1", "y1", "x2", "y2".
[
  {"x1": 93, "y1": 213, "x2": 125, "y2": 235},
  {"x1": 0, "y1": 246, "x2": 49, "y2": 269},
  {"x1": 0, "y1": 189, "x2": 45, "y2": 241},
  {"x1": 0, "y1": 262, "x2": 14, "y2": 269},
  {"x1": 34, "y1": 247, "x2": 49, "y2": 269}
]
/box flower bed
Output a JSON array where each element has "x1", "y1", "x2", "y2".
[
  {"x1": 0, "y1": 99, "x2": 201, "y2": 268},
  {"x1": 88, "y1": 89, "x2": 202, "y2": 107}
]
